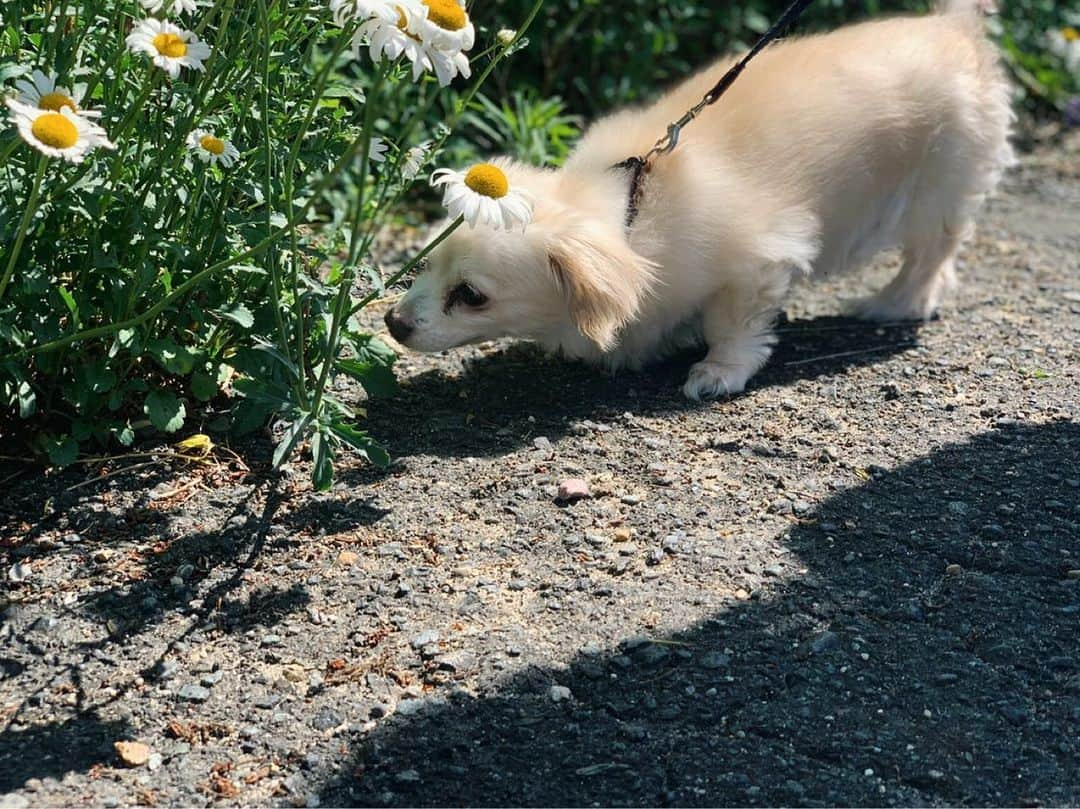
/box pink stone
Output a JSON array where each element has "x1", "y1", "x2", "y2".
[{"x1": 557, "y1": 478, "x2": 591, "y2": 501}]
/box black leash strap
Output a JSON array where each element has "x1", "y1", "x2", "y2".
[{"x1": 614, "y1": 0, "x2": 815, "y2": 228}]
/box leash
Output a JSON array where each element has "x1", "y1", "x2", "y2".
[{"x1": 613, "y1": 0, "x2": 815, "y2": 228}]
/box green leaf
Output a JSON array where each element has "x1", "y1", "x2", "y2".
[
  {"x1": 311, "y1": 430, "x2": 335, "y2": 491},
  {"x1": 144, "y1": 390, "x2": 186, "y2": 433},
  {"x1": 56, "y1": 285, "x2": 78, "y2": 319},
  {"x1": 114, "y1": 423, "x2": 135, "y2": 447},
  {"x1": 336, "y1": 358, "x2": 398, "y2": 398},
  {"x1": 272, "y1": 413, "x2": 311, "y2": 469},
  {"x1": 44, "y1": 435, "x2": 79, "y2": 467},
  {"x1": 148, "y1": 339, "x2": 200, "y2": 376},
  {"x1": 329, "y1": 421, "x2": 390, "y2": 467},
  {"x1": 17, "y1": 380, "x2": 36, "y2": 419},
  {"x1": 84, "y1": 361, "x2": 117, "y2": 394},
  {"x1": 216, "y1": 304, "x2": 255, "y2": 329},
  {"x1": 191, "y1": 371, "x2": 218, "y2": 402}
]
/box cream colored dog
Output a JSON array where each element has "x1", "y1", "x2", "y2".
[{"x1": 385, "y1": 0, "x2": 1014, "y2": 400}]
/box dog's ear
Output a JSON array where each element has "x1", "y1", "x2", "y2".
[{"x1": 547, "y1": 227, "x2": 654, "y2": 351}]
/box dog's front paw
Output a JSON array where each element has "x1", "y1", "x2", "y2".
[{"x1": 682, "y1": 361, "x2": 751, "y2": 401}]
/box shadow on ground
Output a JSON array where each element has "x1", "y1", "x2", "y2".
[
  {"x1": 359, "y1": 315, "x2": 923, "y2": 461},
  {"x1": 319, "y1": 421, "x2": 1079, "y2": 807}
]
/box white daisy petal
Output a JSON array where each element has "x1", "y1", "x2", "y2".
[
  {"x1": 186, "y1": 128, "x2": 240, "y2": 168},
  {"x1": 126, "y1": 19, "x2": 209, "y2": 78},
  {"x1": 6, "y1": 99, "x2": 114, "y2": 163},
  {"x1": 430, "y1": 162, "x2": 532, "y2": 232}
]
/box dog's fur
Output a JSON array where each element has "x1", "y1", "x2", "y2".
[{"x1": 387, "y1": 0, "x2": 1014, "y2": 399}]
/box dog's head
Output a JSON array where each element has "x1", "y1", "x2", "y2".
[{"x1": 385, "y1": 159, "x2": 654, "y2": 357}]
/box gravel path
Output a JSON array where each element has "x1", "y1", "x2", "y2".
[{"x1": 1, "y1": 145, "x2": 1078, "y2": 808}]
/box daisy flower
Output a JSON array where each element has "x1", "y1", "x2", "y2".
[
  {"x1": 354, "y1": 4, "x2": 431, "y2": 82},
  {"x1": 126, "y1": 19, "x2": 211, "y2": 79},
  {"x1": 1048, "y1": 26, "x2": 1080, "y2": 75},
  {"x1": 6, "y1": 99, "x2": 115, "y2": 163},
  {"x1": 426, "y1": 47, "x2": 471, "y2": 86},
  {"x1": 407, "y1": 0, "x2": 474, "y2": 53},
  {"x1": 401, "y1": 141, "x2": 431, "y2": 180},
  {"x1": 14, "y1": 69, "x2": 101, "y2": 118},
  {"x1": 368, "y1": 135, "x2": 388, "y2": 164},
  {"x1": 140, "y1": 0, "x2": 200, "y2": 14},
  {"x1": 431, "y1": 163, "x2": 533, "y2": 231},
  {"x1": 186, "y1": 129, "x2": 240, "y2": 167}
]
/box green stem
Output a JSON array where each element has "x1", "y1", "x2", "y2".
[
  {"x1": 349, "y1": 215, "x2": 463, "y2": 317},
  {"x1": 0, "y1": 155, "x2": 48, "y2": 303}
]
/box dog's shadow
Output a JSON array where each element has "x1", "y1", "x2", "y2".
[{"x1": 359, "y1": 314, "x2": 923, "y2": 461}]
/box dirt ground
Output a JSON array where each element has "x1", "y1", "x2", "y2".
[{"x1": 1, "y1": 146, "x2": 1078, "y2": 808}]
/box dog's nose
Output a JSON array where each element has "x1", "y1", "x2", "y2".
[{"x1": 384, "y1": 308, "x2": 414, "y2": 343}]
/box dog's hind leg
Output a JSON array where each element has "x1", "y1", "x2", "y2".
[
  {"x1": 850, "y1": 231, "x2": 962, "y2": 322},
  {"x1": 682, "y1": 275, "x2": 789, "y2": 401}
]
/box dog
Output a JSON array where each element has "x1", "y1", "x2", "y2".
[{"x1": 385, "y1": 0, "x2": 1014, "y2": 400}]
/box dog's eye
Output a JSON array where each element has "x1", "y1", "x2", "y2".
[{"x1": 451, "y1": 282, "x2": 488, "y2": 308}]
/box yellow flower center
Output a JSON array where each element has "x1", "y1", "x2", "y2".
[
  {"x1": 31, "y1": 112, "x2": 79, "y2": 149},
  {"x1": 37, "y1": 92, "x2": 77, "y2": 113},
  {"x1": 152, "y1": 32, "x2": 188, "y2": 58},
  {"x1": 422, "y1": 0, "x2": 467, "y2": 31},
  {"x1": 464, "y1": 164, "x2": 508, "y2": 199},
  {"x1": 199, "y1": 134, "x2": 226, "y2": 155},
  {"x1": 1063, "y1": 26, "x2": 1080, "y2": 42}
]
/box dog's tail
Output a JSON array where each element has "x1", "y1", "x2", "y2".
[{"x1": 936, "y1": 0, "x2": 996, "y2": 15}]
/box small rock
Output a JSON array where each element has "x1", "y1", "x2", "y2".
[
  {"x1": 311, "y1": 709, "x2": 344, "y2": 731},
  {"x1": 945, "y1": 564, "x2": 963, "y2": 576},
  {"x1": 396, "y1": 699, "x2": 424, "y2": 716},
  {"x1": 532, "y1": 436, "x2": 552, "y2": 450},
  {"x1": 699, "y1": 651, "x2": 730, "y2": 670},
  {"x1": 636, "y1": 644, "x2": 670, "y2": 666},
  {"x1": 646, "y1": 548, "x2": 664, "y2": 566},
  {"x1": 177, "y1": 684, "x2": 210, "y2": 703},
  {"x1": 437, "y1": 650, "x2": 477, "y2": 672},
  {"x1": 201, "y1": 670, "x2": 224, "y2": 687},
  {"x1": 557, "y1": 479, "x2": 591, "y2": 502},
  {"x1": 395, "y1": 770, "x2": 421, "y2": 783},
  {"x1": 613, "y1": 528, "x2": 632, "y2": 542},
  {"x1": 811, "y1": 630, "x2": 840, "y2": 655},
  {"x1": 261, "y1": 634, "x2": 283, "y2": 647},
  {"x1": 549, "y1": 685, "x2": 572, "y2": 703},
  {"x1": 764, "y1": 564, "x2": 784, "y2": 577},
  {"x1": 114, "y1": 741, "x2": 151, "y2": 767},
  {"x1": 0, "y1": 795, "x2": 30, "y2": 809},
  {"x1": 147, "y1": 753, "x2": 163, "y2": 771},
  {"x1": 337, "y1": 550, "x2": 359, "y2": 566},
  {"x1": 7, "y1": 563, "x2": 31, "y2": 583},
  {"x1": 410, "y1": 629, "x2": 440, "y2": 649}
]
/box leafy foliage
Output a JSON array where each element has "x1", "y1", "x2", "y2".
[{"x1": 0, "y1": 0, "x2": 542, "y2": 488}]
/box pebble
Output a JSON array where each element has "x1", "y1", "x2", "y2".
[
  {"x1": 396, "y1": 699, "x2": 424, "y2": 716},
  {"x1": 557, "y1": 478, "x2": 591, "y2": 501},
  {"x1": 410, "y1": 629, "x2": 440, "y2": 649},
  {"x1": 646, "y1": 548, "x2": 664, "y2": 566},
  {"x1": 945, "y1": 564, "x2": 963, "y2": 576},
  {"x1": 177, "y1": 684, "x2": 210, "y2": 703},
  {"x1": 114, "y1": 741, "x2": 151, "y2": 767},
  {"x1": 7, "y1": 563, "x2": 30, "y2": 583},
  {"x1": 811, "y1": 630, "x2": 840, "y2": 654},
  {"x1": 311, "y1": 709, "x2": 344, "y2": 731},
  {"x1": 636, "y1": 644, "x2": 670, "y2": 666},
  {"x1": 436, "y1": 650, "x2": 477, "y2": 672},
  {"x1": 337, "y1": 550, "x2": 359, "y2": 566},
  {"x1": 532, "y1": 436, "x2": 552, "y2": 450},
  {"x1": 261, "y1": 634, "x2": 283, "y2": 647},
  {"x1": 201, "y1": 670, "x2": 224, "y2": 686},
  {"x1": 549, "y1": 685, "x2": 572, "y2": 703},
  {"x1": 699, "y1": 651, "x2": 730, "y2": 670}
]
